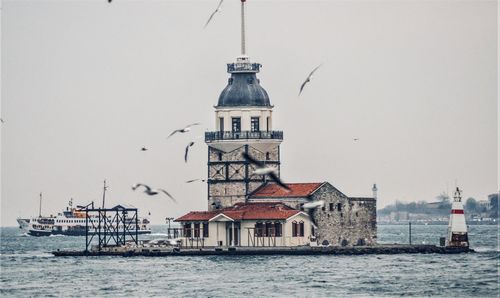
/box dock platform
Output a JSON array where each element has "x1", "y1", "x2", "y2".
[{"x1": 52, "y1": 244, "x2": 473, "y2": 257}]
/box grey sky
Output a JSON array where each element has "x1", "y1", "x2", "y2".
[{"x1": 1, "y1": 0, "x2": 497, "y2": 226}]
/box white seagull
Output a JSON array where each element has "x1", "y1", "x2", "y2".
[
  {"x1": 167, "y1": 123, "x2": 201, "y2": 139},
  {"x1": 299, "y1": 64, "x2": 322, "y2": 96},
  {"x1": 302, "y1": 200, "x2": 325, "y2": 228},
  {"x1": 242, "y1": 152, "x2": 290, "y2": 191},
  {"x1": 185, "y1": 179, "x2": 206, "y2": 183},
  {"x1": 302, "y1": 200, "x2": 325, "y2": 210},
  {"x1": 132, "y1": 183, "x2": 177, "y2": 203},
  {"x1": 204, "y1": 0, "x2": 224, "y2": 28}
]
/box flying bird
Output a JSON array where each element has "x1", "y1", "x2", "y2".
[
  {"x1": 167, "y1": 123, "x2": 201, "y2": 139},
  {"x1": 353, "y1": 138, "x2": 359, "y2": 141},
  {"x1": 141, "y1": 147, "x2": 148, "y2": 151},
  {"x1": 299, "y1": 64, "x2": 322, "y2": 96},
  {"x1": 242, "y1": 152, "x2": 291, "y2": 191},
  {"x1": 302, "y1": 200, "x2": 325, "y2": 228},
  {"x1": 184, "y1": 141, "x2": 195, "y2": 162},
  {"x1": 0, "y1": 118, "x2": 4, "y2": 124},
  {"x1": 204, "y1": 0, "x2": 224, "y2": 28},
  {"x1": 132, "y1": 183, "x2": 177, "y2": 203},
  {"x1": 185, "y1": 179, "x2": 206, "y2": 183}
]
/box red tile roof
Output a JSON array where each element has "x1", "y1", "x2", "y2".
[
  {"x1": 175, "y1": 202, "x2": 303, "y2": 222},
  {"x1": 250, "y1": 182, "x2": 324, "y2": 198},
  {"x1": 175, "y1": 211, "x2": 219, "y2": 222}
]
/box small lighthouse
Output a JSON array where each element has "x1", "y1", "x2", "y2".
[{"x1": 446, "y1": 187, "x2": 469, "y2": 248}]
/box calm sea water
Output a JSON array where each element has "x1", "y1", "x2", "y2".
[{"x1": 1, "y1": 225, "x2": 498, "y2": 297}]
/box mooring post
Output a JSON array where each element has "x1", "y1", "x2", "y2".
[
  {"x1": 135, "y1": 209, "x2": 138, "y2": 245},
  {"x1": 409, "y1": 222, "x2": 412, "y2": 245}
]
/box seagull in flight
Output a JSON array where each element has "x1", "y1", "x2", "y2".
[
  {"x1": 141, "y1": 147, "x2": 148, "y2": 151},
  {"x1": 302, "y1": 200, "x2": 325, "y2": 228},
  {"x1": 167, "y1": 123, "x2": 201, "y2": 139},
  {"x1": 353, "y1": 138, "x2": 359, "y2": 141},
  {"x1": 299, "y1": 64, "x2": 322, "y2": 96},
  {"x1": 204, "y1": 0, "x2": 224, "y2": 29},
  {"x1": 185, "y1": 179, "x2": 206, "y2": 183},
  {"x1": 0, "y1": 118, "x2": 4, "y2": 124},
  {"x1": 242, "y1": 152, "x2": 291, "y2": 191},
  {"x1": 184, "y1": 141, "x2": 195, "y2": 163},
  {"x1": 132, "y1": 183, "x2": 177, "y2": 203}
]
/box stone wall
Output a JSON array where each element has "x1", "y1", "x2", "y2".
[{"x1": 311, "y1": 183, "x2": 377, "y2": 246}]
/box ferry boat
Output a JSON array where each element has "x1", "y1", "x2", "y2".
[{"x1": 18, "y1": 199, "x2": 152, "y2": 237}]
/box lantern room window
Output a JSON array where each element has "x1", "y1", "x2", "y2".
[{"x1": 251, "y1": 117, "x2": 260, "y2": 132}]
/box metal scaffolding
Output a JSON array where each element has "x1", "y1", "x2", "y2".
[{"x1": 84, "y1": 206, "x2": 139, "y2": 252}]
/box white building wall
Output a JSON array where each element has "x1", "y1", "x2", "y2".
[
  {"x1": 179, "y1": 213, "x2": 312, "y2": 248},
  {"x1": 215, "y1": 107, "x2": 273, "y2": 132}
]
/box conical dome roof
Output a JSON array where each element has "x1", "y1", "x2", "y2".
[{"x1": 216, "y1": 57, "x2": 271, "y2": 107}]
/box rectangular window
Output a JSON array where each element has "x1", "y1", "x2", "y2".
[
  {"x1": 265, "y1": 222, "x2": 273, "y2": 237},
  {"x1": 299, "y1": 222, "x2": 305, "y2": 237},
  {"x1": 183, "y1": 223, "x2": 192, "y2": 238},
  {"x1": 231, "y1": 117, "x2": 241, "y2": 132},
  {"x1": 292, "y1": 222, "x2": 297, "y2": 237},
  {"x1": 194, "y1": 223, "x2": 200, "y2": 238},
  {"x1": 329, "y1": 203, "x2": 334, "y2": 211},
  {"x1": 337, "y1": 203, "x2": 342, "y2": 212},
  {"x1": 202, "y1": 222, "x2": 209, "y2": 238},
  {"x1": 266, "y1": 117, "x2": 270, "y2": 132},
  {"x1": 255, "y1": 222, "x2": 264, "y2": 237},
  {"x1": 219, "y1": 117, "x2": 224, "y2": 132},
  {"x1": 274, "y1": 222, "x2": 282, "y2": 237},
  {"x1": 251, "y1": 117, "x2": 260, "y2": 132}
]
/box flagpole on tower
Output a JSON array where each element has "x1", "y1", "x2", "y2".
[{"x1": 241, "y1": 0, "x2": 246, "y2": 55}]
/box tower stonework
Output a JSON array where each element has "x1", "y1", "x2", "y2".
[{"x1": 205, "y1": 56, "x2": 283, "y2": 211}]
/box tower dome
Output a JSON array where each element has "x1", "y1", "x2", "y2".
[{"x1": 217, "y1": 56, "x2": 271, "y2": 107}]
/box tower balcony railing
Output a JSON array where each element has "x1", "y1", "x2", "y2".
[
  {"x1": 227, "y1": 62, "x2": 261, "y2": 73},
  {"x1": 205, "y1": 130, "x2": 283, "y2": 142}
]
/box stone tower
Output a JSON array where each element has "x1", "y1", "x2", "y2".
[{"x1": 205, "y1": 0, "x2": 283, "y2": 211}]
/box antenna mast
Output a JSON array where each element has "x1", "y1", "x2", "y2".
[
  {"x1": 241, "y1": 0, "x2": 246, "y2": 55},
  {"x1": 102, "y1": 180, "x2": 108, "y2": 209},
  {"x1": 39, "y1": 192, "x2": 42, "y2": 217}
]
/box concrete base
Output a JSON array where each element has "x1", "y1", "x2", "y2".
[{"x1": 52, "y1": 244, "x2": 473, "y2": 257}]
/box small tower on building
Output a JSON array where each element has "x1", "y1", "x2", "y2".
[
  {"x1": 446, "y1": 187, "x2": 469, "y2": 248},
  {"x1": 372, "y1": 183, "x2": 378, "y2": 200},
  {"x1": 205, "y1": 0, "x2": 283, "y2": 211}
]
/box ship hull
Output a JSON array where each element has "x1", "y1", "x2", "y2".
[
  {"x1": 28, "y1": 229, "x2": 152, "y2": 237},
  {"x1": 28, "y1": 229, "x2": 53, "y2": 237},
  {"x1": 17, "y1": 218, "x2": 30, "y2": 230}
]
